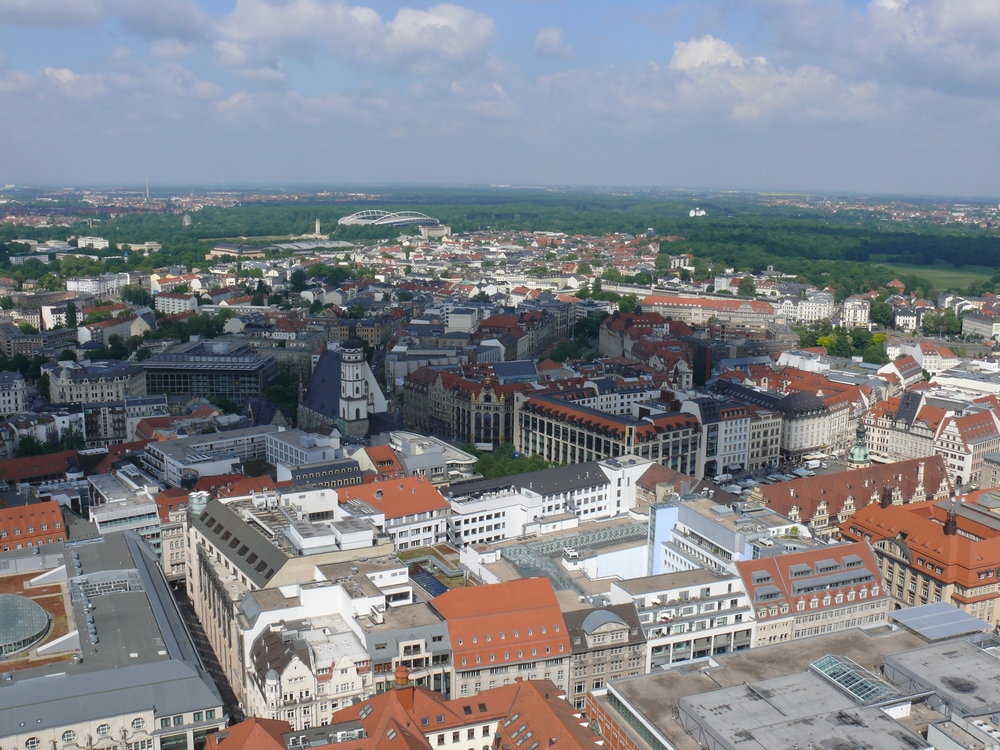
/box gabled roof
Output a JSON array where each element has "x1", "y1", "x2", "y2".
[
  {"x1": 758, "y1": 456, "x2": 952, "y2": 522},
  {"x1": 430, "y1": 578, "x2": 570, "y2": 669},
  {"x1": 205, "y1": 718, "x2": 289, "y2": 750},
  {"x1": 193, "y1": 498, "x2": 286, "y2": 587},
  {"x1": 736, "y1": 542, "x2": 883, "y2": 618}
]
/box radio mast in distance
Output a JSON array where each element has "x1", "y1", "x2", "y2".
[{"x1": 145, "y1": 173, "x2": 149, "y2": 202}]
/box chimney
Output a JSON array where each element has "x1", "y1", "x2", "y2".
[
  {"x1": 944, "y1": 503, "x2": 958, "y2": 536},
  {"x1": 394, "y1": 664, "x2": 410, "y2": 689}
]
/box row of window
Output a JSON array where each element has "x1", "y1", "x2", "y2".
[{"x1": 0, "y1": 520, "x2": 60, "y2": 536}]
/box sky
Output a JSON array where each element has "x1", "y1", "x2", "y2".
[{"x1": 1, "y1": 0, "x2": 999, "y2": 195}]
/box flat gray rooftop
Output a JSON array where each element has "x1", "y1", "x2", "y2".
[
  {"x1": 0, "y1": 532, "x2": 222, "y2": 736},
  {"x1": 614, "y1": 568, "x2": 732, "y2": 596},
  {"x1": 676, "y1": 671, "x2": 927, "y2": 750},
  {"x1": 884, "y1": 637, "x2": 1000, "y2": 716},
  {"x1": 608, "y1": 628, "x2": 926, "y2": 750},
  {"x1": 889, "y1": 601, "x2": 989, "y2": 642},
  {"x1": 361, "y1": 601, "x2": 445, "y2": 632}
]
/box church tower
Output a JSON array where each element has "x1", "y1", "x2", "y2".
[
  {"x1": 338, "y1": 340, "x2": 369, "y2": 437},
  {"x1": 847, "y1": 418, "x2": 872, "y2": 470}
]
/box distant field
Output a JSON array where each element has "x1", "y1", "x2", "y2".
[{"x1": 874, "y1": 263, "x2": 992, "y2": 291}]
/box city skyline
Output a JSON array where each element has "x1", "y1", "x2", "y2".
[{"x1": 1, "y1": 0, "x2": 998, "y2": 195}]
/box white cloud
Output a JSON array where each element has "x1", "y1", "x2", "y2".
[
  {"x1": 669, "y1": 35, "x2": 747, "y2": 71},
  {"x1": 216, "y1": 91, "x2": 255, "y2": 115},
  {"x1": 215, "y1": 0, "x2": 496, "y2": 78},
  {"x1": 44, "y1": 67, "x2": 80, "y2": 84},
  {"x1": 534, "y1": 26, "x2": 572, "y2": 59}
]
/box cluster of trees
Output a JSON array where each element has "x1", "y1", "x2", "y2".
[
  {"x1": 574, "y1": 280, "x2": 639, "y2": 312},
  {"x1": 797, "y1": 323, "x2": 890, "y2": 364},
  {"x1": 544, "y1": 337, "x2": 597, "y2": 363},
  {"x1": 16, "y1": 429, "x2": 85, "y2": 458},
  {"x1": 464, "y1": 442, "x2": 550, "y2": 479},
  {"x1": 921, "y1": 310, "x2": 962, "y2": 336},
  {"x1": 265, "y1": 365, "x2": 300, "y2": 416}
]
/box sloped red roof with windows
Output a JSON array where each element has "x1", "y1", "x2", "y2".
[
  {"x1": 842, "y1": 499, "x2": 1000, "y2": 591},
  {"x1": 758, "y1": 456, "x2": 952, "y2": 522},
  {"x1": 430, "y1": 578, "x2": 570, "y2": 670},
  {"x1": 736, "y1": 542, "x2": 885, "y2": 621},
  {"x1": 0, "y1": 500, "x2": 64, "y2": 547}
]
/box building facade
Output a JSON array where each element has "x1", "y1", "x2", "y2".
[
  {"x1": 563, "y1": 605, "x2": 647, "y2": 711},
  {"x1": 515, "y1": 395, "x2": 701, "y2": 476},
  {"x1": 843, "y1": 497, "x2": 1000, "y2": 626},
  {"x1": 43, "y1": 360, "x2": 147, "y2": 404},
  {"x1": 608, "y1": 571, "x2": 755, "y2": 670}
]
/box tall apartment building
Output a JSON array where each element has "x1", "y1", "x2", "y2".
[
  {"x1": 155, "y1": 292, "x2": 199, "y2": 315},
  {"x1": 42, "y1": 359, "x2": 146, "y2": 404},
  {"x1": 430, "y1": 577, "x2": 571, "y2": 696},
  {"x1": 608, "y1": 570, "x2": 755, "y2": 670},
  {"x1": 563, "y1": 604, "x2": 647, "y2": 711},
  {"x1": 0, "y1": 371, "x2": 27, "y2": 416},
  {"x1": 745, "y1": 403, "x2": 782, "y2": 472},
  {"x1": 186, "y1": 486, "x2": 396, "y2": 702},
  {"x1": 680, "y1": 398, "x2": 750, "y2": 478}
]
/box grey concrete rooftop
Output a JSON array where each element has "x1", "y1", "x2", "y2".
[{"x1": 606, "y1": 628, "x2": 926, "y2": 750}]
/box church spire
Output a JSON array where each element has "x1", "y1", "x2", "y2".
[{"x1": 847, "y1": 415, "x2": 871, "y2": 469}]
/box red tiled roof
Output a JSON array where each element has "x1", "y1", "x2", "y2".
[
  {"x1": 737, "y1": 541, "x2": 885, "y2": 618},
  {"x1": 339, "y1": 476, "x2": 448, "y2": 519},
  {"x1": 758, "y1": 456, "x2": 952, "y2": 522},
  {"x1": 842, "y1": 500, "x2": 1000, "y2": 590},
  {"x1": 431, "y1": 578, "x2": 570, "y2": 669},
  {"x1": 205, "y1": 718, "x2": 288, "y2": 750},
  {"x1": 0, "y1": 451, "x2": 80, "y2": 484},
  {"x1": 0, "y1": 500, "x2": 65, "y2": 546}
]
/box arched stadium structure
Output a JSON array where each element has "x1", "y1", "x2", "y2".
[{"x1": 337, "y1": 210, "x2": 441, "y2": 227}]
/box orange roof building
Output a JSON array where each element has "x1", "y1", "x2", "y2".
[
  {"x1": 841, "y1": 496, "x2": 1000, "y2": 626},
  {"x1": 0, "y1": 499, "x2": 65, "y2": 551},
  {"x1": 515, "y1": 394, "x2": 700, "y2": 476},
  {"x1": 339, "y1": 476, "x2": 449, "y2": 551},
  {"x1": 430, "y1": 577, "x2": 571, "y2": 697},
  {"x1": 205, "y1": 717, "x2": 288, "y2": 750},
  {"x1": 216, "y1": 675, "x2": 601, "y2": 750},
  {"x1": 736, "y1": 541, "x2": 889, "y2": 645},
  {"x1": 749, "y1": 455, "x2": 953, "y2": 539}
]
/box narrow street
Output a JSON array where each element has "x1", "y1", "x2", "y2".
[{"x1": 173, "y1": 585, "x2": 244, "y2": 724}]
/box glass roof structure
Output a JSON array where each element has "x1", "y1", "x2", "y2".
[
  {"x1": 0, "y1": 594, "x2": 50, "y2": 656},
  {"x1": 810, "y1": 654, "x2": 901, "y2": 706}
]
